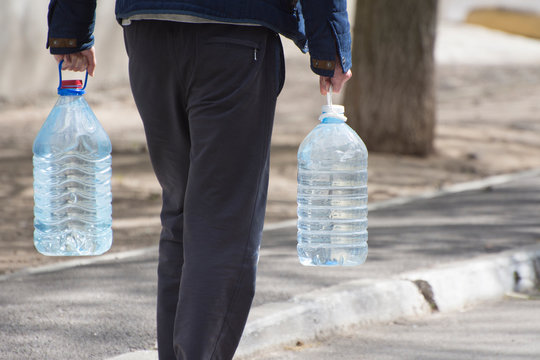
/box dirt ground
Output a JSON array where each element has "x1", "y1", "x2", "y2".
[{"x1": 2, "y1": 47, "x2": 540, "y2": 274}]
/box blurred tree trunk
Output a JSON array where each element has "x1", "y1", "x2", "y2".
[{"x1": 344, "y1": 0, "x2": 438, "y2": 156}]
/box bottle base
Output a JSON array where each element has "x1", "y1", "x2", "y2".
[
  {"x1": 34, "y1": 247, "x2": 112, "y2": 257},
  {"x1": 298, "y1": 243, "x2": 368, "y2": 266},
  {"x1": 34, "y1": 230, "x2": 112, "y2": 256}
]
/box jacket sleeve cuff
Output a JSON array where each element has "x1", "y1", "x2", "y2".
[
  {"x1": 310, "y1": 57, "x2": 336, "y2": 77},
  {"x1": 48, "y1": 37, "x2": 95, "y2": 55},
  {"x1": 46, "y1": 0, "x2": 97, "y2": 54}
]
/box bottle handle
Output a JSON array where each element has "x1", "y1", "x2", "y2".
[
  {"x1": 326, "y1": 85, "x2": 333, "y2": 107},
  {"x1": 57, "y1": 59, "x2": 89, "y2": 93},
  {"x1": 320, "y1": 85, "x2": 347, "y2": 122}
]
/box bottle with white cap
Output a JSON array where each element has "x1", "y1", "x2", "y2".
[{"x1": 296, "y1": 90, "x2": 368, "y2": 266}]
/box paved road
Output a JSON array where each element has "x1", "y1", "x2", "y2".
[
  {"x1": 1, "y1": 173, "x2": 539, "y2": 360},
  {"x1": 253, "y1": 294, "x2": 540, "y2": 360}
]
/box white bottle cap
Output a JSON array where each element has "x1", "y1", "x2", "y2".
[
  {"x1": 322, "y1": 104, "x2": 345, "y2": 114},
  {"x1": 320, "y1": 104, "x2": 347, "y2": 122}
]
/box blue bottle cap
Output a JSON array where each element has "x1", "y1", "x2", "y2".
[
  {"x1": 57, "y1": 60, "x2": 87, "y2": 96},
  {"x1": 58, "y1": 79, "x2": 86, "y2": 96}
]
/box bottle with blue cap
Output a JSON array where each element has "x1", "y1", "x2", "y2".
[
  {"x1": 297, "y1": 89, "x2": 368, "y2": 266},
  {"x1": 33, "y1": 62, "x2": 112, "y2": 255}
]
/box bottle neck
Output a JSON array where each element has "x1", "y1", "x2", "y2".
[
  {"x1": 58, "y1": 89, "x2": 85, "y2": 96},
  {"x1": 320, "y1": 104, "x2": 347, "y2": 122},
  {"x1": 321, "y1": 116, "x2": 345, "y2": 124}
]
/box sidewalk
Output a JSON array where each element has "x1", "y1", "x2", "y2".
[
  {"x1": 250, "y1": 294, "x2": 540, "y2": 360},
  {"x1": 1, "y1": 170, "x2": 539, "y2": 360}
]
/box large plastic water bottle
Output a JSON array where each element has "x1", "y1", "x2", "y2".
[
  {"x1": 297, "y1": 96, "x2": 368, "y2": 266},
  {"x1": 33, "y1": 63, "x2": 112, "y2": 256}
]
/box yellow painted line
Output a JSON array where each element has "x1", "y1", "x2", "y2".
[{"x1": 466, "y1": 8, "x2": 540, "y2": 40}]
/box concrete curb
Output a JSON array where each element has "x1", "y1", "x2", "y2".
[
  {"x1": 234, "y1": 245, "x2": 540, "y2": 358},
  {"x1": 236, "y1": 279, "x2": 430, "y2": 358},
  {"x1": 107, "y1": 351, "x2": 157, "y2": 360},
  {"x1": 400, "y1": 245, "x2": 540, "y2": 313},
  {"x1": 106, "y1": 244, "x2": 540, "y2": 360}
]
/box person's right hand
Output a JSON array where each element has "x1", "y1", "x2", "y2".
[
  {"x1": 319, "y1": 56, "x2": 352, "y2": 95},
  {"x1": 53, "y1": 47, "x2": 96, "y2": 76}
]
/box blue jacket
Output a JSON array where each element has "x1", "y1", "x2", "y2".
[{"x1": 47, "y1": 0, "x2": 351, "y2": 76}]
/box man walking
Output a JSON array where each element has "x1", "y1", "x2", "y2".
[{"x1": 47, "y1": 1, "x2": 352, "y2": 359}]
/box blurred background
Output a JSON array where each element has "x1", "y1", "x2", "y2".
[{"x1": 1, "y1": 0, "x2": 540, "y2": 273}]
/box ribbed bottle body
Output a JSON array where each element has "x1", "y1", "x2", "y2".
[
  {"x1": 297, "y1": 118, "x2": 368, "y2": 266},
  {"x1": 33, "y1": 96, "x2": 112, "y2": 256}
]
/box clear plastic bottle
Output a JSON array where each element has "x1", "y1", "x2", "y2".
[
  {"x1": 297, "y1": 103, "x2": 368, "y2": 266},
  {"x1": 33, "y1": 70, "x2": 112, "y2": 256}
]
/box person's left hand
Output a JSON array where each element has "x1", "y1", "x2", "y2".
[
  {"x1": 319, "y1": 56, "x2": 352, "y2": 95},
  {"x1": 53, "y1": 47, "x2": 96, "y2": 76}
]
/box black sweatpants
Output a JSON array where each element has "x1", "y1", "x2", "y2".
[{"x1": 123, "y1": 21, "x2": 284, "y2": 360}]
